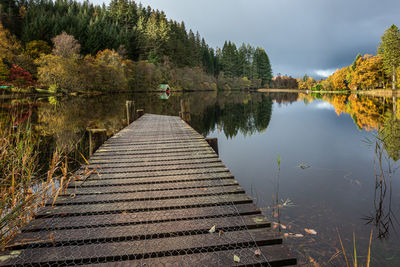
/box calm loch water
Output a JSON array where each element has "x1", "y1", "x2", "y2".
[
  {"x1": 209, "y1": 95, "x2": 400, "y2": 266},
  {"x1": 1, "y1": 91, "x2": 399, "y2": 265}
]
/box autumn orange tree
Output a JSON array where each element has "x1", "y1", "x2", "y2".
[
  {"x1": 298, "y1": 74, "x2": 317, "y2": 90},
  {"x1": 270, "y1": 75, "x2": 298, "y2": 89},
  {"x1": 324, "y1": 25, "x2": 400, "y2": 91},
  {"x1": 327, "y1": 66, "x2": 351, "y2": 90},
  {"x1": 349, "y1": 55, "x2": 385, "y2": 90}
]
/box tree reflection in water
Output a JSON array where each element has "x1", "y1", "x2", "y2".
[{"x1": 363, "y1": 127, "x2": 399, "y2": 239}]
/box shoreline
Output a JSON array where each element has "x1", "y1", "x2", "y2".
[{"x1": 258, "y1": 88, "x2": 400, "y2": 97}]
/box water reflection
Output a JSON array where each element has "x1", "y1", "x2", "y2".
[
  {"x1": 192, "y1": 94, "x2": 273, "y2": 138},
  {"x1": 300, "y1": 93, "x2": 400, "y2": 162},
  {"x1": 1, "y1": 91, "x2": 400, "y2": 265},
  {"x1": 0, "y1": 92, "x2": 277, "y2": 172},
  {"x1": 203, "y1": 92, "x2": 400, "y2": 266},
  {"x1": 380, "y1": 113, "x2": 400, "y2": 162},
  {"x1": 362, "y1": 130, "x2": 399, "y2": 240},
  {"x1": 2, "y1": 91, "x2": 400, "y2": 173}
]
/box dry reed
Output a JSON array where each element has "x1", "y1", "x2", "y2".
[{"x1": 0, "y1": 115, "x2": 91, "y2": 249}]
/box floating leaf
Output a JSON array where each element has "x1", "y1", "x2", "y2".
[
  {"x1": 209, "y1": 225, "x2": 216, "y2": 233},
  {"x1": 285, "y1": 233, "x2": 304, "y2": 238},
  {"x1": 309, "y1": 256, "x2": 321, "y2": 267},
  {"x1": 272, "y1": 222, "x2": 286, "y2": 229},
  {"x1": 254, "y1": 249, "x2": 261, "y2": 256},
  {"x1": 298, "y1": 163, "x2": 310, "y2": 169},
  {"x1": 305, "y1": 228, "x2": 317, "y2": 235},
  {"x1": 233, "y1": 254, "x2": 240, "y2": 263},
  {"x1": 278, "y1": 198, "x2": 295, "y2": 208},
  {"x1": 253, "y1": 218, "x2": 265, "y2": 224},
  {"x1": 49, "y1": 233, "x2": 55, "y2": 245}
]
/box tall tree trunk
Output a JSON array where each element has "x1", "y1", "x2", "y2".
[{"x1": 393, "y1": 66, "x2": 396, "y2": 90}]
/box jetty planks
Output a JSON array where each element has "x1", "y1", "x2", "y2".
[{"x1": 1, "y1": 114, "x2": 296, "y2": 266}]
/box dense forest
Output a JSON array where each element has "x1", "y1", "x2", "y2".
[{"x1": 0, "y1": 0, "x2": 273, "y2": 92}]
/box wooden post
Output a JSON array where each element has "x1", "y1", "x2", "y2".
[
  {"x1": 126, "y1": 100, "x2": 135, "y2": 124},
  {"x1": 136, "y1": 109, "x2": 144, "y2": 119},
  {"x1": 180, "y1": 99, "x2": 191, "y2": 123},
  {"x1": 88, "y1": 128, "x2": 107, "y2": 157},
  {"x1": 206, "y1": 137, "x2": 218, "y2": 155}
]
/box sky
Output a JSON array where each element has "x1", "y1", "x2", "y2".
[{"x1": 92, "y1": 0, "x2": 400, "y2": 79}]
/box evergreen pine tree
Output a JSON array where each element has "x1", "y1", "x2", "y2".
[
  {"x1": 378, "y1": 24, "x2": 400, "y2": 90},
  {"x1": 352, "y1": 53, "x2": 361, "y2": 70}
]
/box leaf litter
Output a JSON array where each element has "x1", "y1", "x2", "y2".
[
  {"x1": 305, "y1": 228, "x2": 318, "y2": 235},
  {"x1": 233, "y1": 254, "x2": 240, "y2": 263},
  {"x1": 209, "y1": 225, "x2": 216, "y2": 233}
]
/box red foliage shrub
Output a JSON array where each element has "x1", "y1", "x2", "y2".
[{"x1": 8, "y1": 64, "x2": 33, "y2": 86}]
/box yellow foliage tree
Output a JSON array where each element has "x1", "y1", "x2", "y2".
[
  {"x1": 327, "y1": 66, "x2": 351, "y2": 90},
  {"x1": 320, "y1": 79, "x2": 333, "y2": 91},
  {"x1": 36, "y1": 54, "x2": 79, "y2": 92},
  {"x1": 36, "y1": 49, "x2": 131, "y2": 92},
  {"x1": 93, "y1": 49, "x2": 130, "y2": 90},
  {"x1": 298, "y1": 76, "x2": 316, "y2": 90},
  {"x1": 0, "y1": 22, "x2": 22, "y2": 62},
  {"x1": 349, "y1": 55, "x2": 385, "y2": 90},
  {"x1": 25, "y1": 40, "x2": 51, "y2": 59}
]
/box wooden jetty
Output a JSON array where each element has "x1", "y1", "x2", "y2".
[{"x1": 1, "y1": 114, "x2": 296, "y2": 266}]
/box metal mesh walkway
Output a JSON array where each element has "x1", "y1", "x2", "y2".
[{"x1": 1, "y1": 114, "x2": 296, "y2": 266}]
